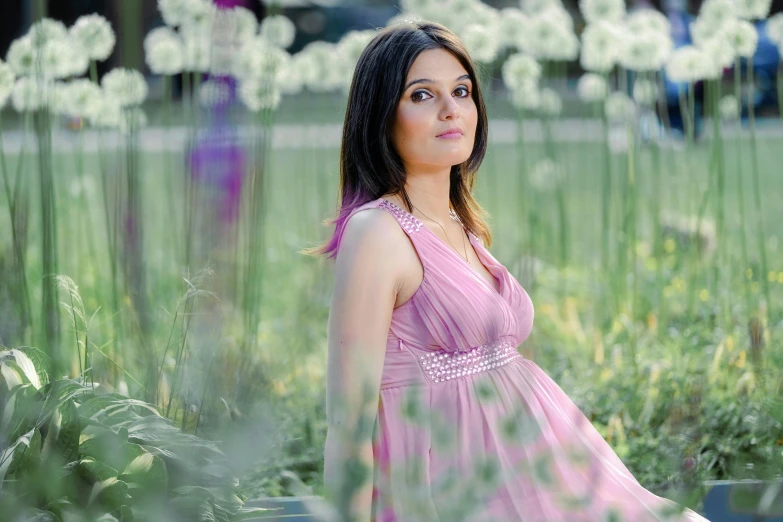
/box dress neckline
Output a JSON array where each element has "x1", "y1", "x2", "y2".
[{"x1": 378, "y1": 198, "x2": 503, "y2": 297}]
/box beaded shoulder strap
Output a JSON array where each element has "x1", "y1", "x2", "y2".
[{"x1": 377, "y1": 199, "x2": 423, "y2": 235}]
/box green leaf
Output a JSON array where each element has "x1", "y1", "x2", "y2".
[
  {"x1": 1, "y1": 348, "x2": 43, "y2": 389},
  {"x1": 41, "y1": 398, "x2": 80, "y2": 464},
  {"x1": 4, "y1": 427, "x2": 42, "y2": 479},
  {"x1": 18, "y1": 346, "x2": 52, "y2": 387},
  {"x1": 78, "y1": 457, "x2": 119, "y2": 482},
  {"x1": 87, "y1": 477, "x2": 130, "y2": 510}
]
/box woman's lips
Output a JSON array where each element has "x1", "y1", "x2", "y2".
[{"x1": 436, "y1": 132, "x2": 462, "y2": 139}]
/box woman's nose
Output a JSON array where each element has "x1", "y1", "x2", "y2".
[{"x1": 440, "y1": 95, "x2": 460, "y2": 119}]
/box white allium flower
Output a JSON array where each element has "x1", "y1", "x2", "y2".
[
  {"x1": 386, "y1": 13, "x2": 425, "y2": 26},
  {"x1": 70, "y1": 14, "x2": 116, "y2": 61},
  {"x1": 11, "y1": 77, "x2": 44, "y2": 112},
  {"x1": 725, "y1": 19, "x2": 758, "y2": 57},
  {"x1": 0, "y1": 60, "x2": 14, "y2": 107},
  {"x1": 666, "y1": 45, "x2": 711, "y2": 82},
  {"x1": 144, "y1": 29, "x2": 184, "y2": 75},
  {"x1": 529, "y1": 158, "x2": 564, "y2": 191},
  {"x1": 28, "y1": 19, "x2": 69, "y2": 48},
  {"x1": 498, "y1": 8, "x2": 532, "y2": 50},
  {"x1": 538, "y1": 87, "x2": 562, "y2": 116},
  {"x1": 58, "y1": 78, "x2": 102, "y2": 118},
  {"x1": 698, "y1": 0, "x2": 737, "y2": 27},
  {"x1": 528, "y1": 7, "x2": 580, "y2": 60},
  {"x1": 718, "y1": 94, "x2": 739, "y2": 119},
  {"x1": 6, "y1": 36, "x2": 35, "y2": 76},
  {"x1": 50, "y1": 81, "x2": 72, "y2": 115},
  {"x1": 455, "y1": 1, "x2": 500, "y2": 35},
  {"x1": 618, "y1": 29, "x2": 672, "y2": 72},
  {"x1": 401, "y1": 0, "x2": 441, "y2": 16},
  {"x1": 180, "y1": 0, "x2": 217, "y2": 30},
  {"x1": 462, "y1": 23, "x2": 501, "y2": 63},
  {"x1": 625, "y1": 9, "x2": 671, "y2": 35},
  {"x1": 338, "y1": 30, "x2": 376, "y2": 68},
  {"x1": 234, "y1": 36, "x2": 291, "y2": 82},
  {"x1": 632, "y1": 78, "x2": 658, "y2": 105},
  {"x1": 198, "y1": 79, "x2": 231, "y2": 108},
  {"x1": 580, "y1": 0, "x2": 625, "y2": 25},
  {"x1": 509, "y1": 79, "x2": 540, "y2": 110},
  {"x1": 158, "y1": 0, "x2": 192, "y2": 27},
  {"x1": 239, "y1": 79, "x2": 282, "y2": 111},
  {"x1": 576, "y1": 72, "x2": 608, "y2": 102},
  {"x1": 502, "y1": 53, "x2": 541, "y2": 90},
  {"x1": 522, "y1": 0, "x2": 561, "y2": 16},
  {"x1": 61, "y1": 38, "x2": 90, "y2": 78},
  {"x1": 295, "y1": 41, "x2": 345, "y2": 93},
  {"x1": 699, "y1": 36, "x2": 735, "y2": 74},
  {"x1": 580, "y1": 21, "x2": 621, "y2": 72},
  {"x1": 604, "y1": 91, "x2": 635, "y2": 122},
  {"x1": 260, "y1": 14, "x2": 296, "y2": 49},
  {"x1": 101, "y1": 68, "x2": 148, "y2": 106},
  {"x1": 735, "y1": 0, "x2": 772, "y2": 20},
  {"x1": 39, "y1": 38, "x2": 86, "y2": 80},
  {"x1": 181, "y1": 28, "x2": 211, "y2": 72},
  {"x1": 230, "y1": 6, "x2": 258, "y2": 43},
  {"x1": 276, "y1": 61, "x2": 304, "y2": 96},
  {"x1": 767, "y1": 14, "x2": 783, "y2": 46},
  {"x1": 86, "y1": 91, "x2": 121, "y2": 127}
]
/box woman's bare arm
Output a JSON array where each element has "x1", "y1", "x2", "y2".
[{"x1": 323, "y1": 208, "x2": 404, "y2": 522}]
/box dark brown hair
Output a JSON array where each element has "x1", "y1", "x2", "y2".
[{"x1": 300, "y1": 20, "x2": 491, "y2": 260}]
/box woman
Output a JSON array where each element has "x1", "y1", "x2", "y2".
[{"x1": 303, "y1": 20, "x2": 711, "y2": 522}]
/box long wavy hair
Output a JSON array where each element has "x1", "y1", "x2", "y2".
[{"x1": 300, "y1": 20, "x2": 491, "y2": 260}]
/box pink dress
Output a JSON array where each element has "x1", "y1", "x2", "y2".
[{"x1": 345, "y1": 197, "x2": 710, "y2": 522}]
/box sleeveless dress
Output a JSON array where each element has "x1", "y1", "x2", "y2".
[{"x1": 342, "y1": 197, "x2": 710, "y2": 522}]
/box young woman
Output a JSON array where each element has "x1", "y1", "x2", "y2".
[{"x1": 303, "y1": 20, "x2": 711, "y2": 522}]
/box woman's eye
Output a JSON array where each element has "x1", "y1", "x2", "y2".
[
  {"x1": 455, "y1": 86, "x2": 470, "y2": 97},
  {"x1": 411, "y1": 90, "x2": 431, "y2": 102}
]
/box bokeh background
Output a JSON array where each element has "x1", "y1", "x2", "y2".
[{"x1": 1, "y1": 0, "x2": 782, "y2": 520}]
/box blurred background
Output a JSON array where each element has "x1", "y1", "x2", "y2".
[{"x1": 1, "y1": 0, "x2": 783, "y2": 520}]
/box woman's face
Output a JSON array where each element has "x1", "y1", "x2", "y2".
[{"x1": 391, "y1": 48, "x2": 478, "y2": 173}]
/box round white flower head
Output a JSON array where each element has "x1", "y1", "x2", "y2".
[
  {"x1": 529, "y1": 158, "x2": 564, "y2": 191},
  {"x1": 6, "y1": 36, "x2": 35, "y2": 76},
  {"x1": 718, "y1": 94, "x2": 739, "y2": 120},
  {"x1": 198, "y1": 78, "x2": 231, "y2": 108},
  {"x1": 604, "y1": 91, "x2": 635, "y2": 122},
  {"x1": 239, "y1": 79, "x2": 282, "y2": 111},
  {"x1": 145, "y1": 30, "x2": 184, "y2": 75},
  {"x1": 580, "y1": 21, "x2": 621, "y2": 73},
  {"x1": 276, "y1": 61, "x2": 304, "y2": 96},
  {"x1": 625, "y1": 9, "x2": 671, "y2": 35},
  {"x1": 49, "y1": 81, "x2": 72, "y2": 115},
  {"x1": 28, "y1": 18, "x2": 69, "y2": 48},
  {"x1": 767, "y1": 13, "x2": 783, "y2": 46},
  {"x1": 260, "y1": 14, "x2": 296, "y2": 49},
  {"x1": 70, "y1": 14, "x2": 116, "y2": 61},
  {"x1": 580, "y1": 0, "x2": 625, "y2": 25},
  {"x1": 632, "y1": 78, "x2": 658, "y2": 105},
  {"x1": 725, "y1": 19, "x2": 758, "y2": 58},
  {"x1": 576, "y1": 72, "x2": 608, "y2": 102},
  {"x1": 0, "y1": 60, "x2": 16, "y2": 108},
  {"x1": 521, "y1": 0, "x2": 561, "y2": 16},
  {"x1": 181, "y1": 25, "x2": 211, "y2": 73},
  {"x1": 699, "y1": 36, "x2": 735, "y2": 76},
  {"x1": 462, "y1": 23, "x2": 501, "y2": 64},
  {"x1": 58, "y1": 78, "x2": 102, "y2": 118},
  {"x1": 528, "y1": 7, "x2": 579, "y2": 60},
  {"x1": 179, "y1": 0, "x2": 217, "y2": 30},
  {"x1": 158, "y1": 0, "x2": 192, "y2": 28},
  {"x1": 618, "y1": 29, "x2": 672, "y2": 72},
  {"x1": 11, "y1": 77, "x2": 44, "y2": 112},
  {"x1": 86, "y1": 91, "x2": 121, "y2": 128},
  {"x1": 509, "y1": 79, "x2": 540, "y2": 110},
  {"x1": 295, "y1": 41, "x2": 345, "y2": 93},
  {"x1": 401, "y1": 0, "x2": 441, "y2": 17},
  {"x1": 538, "y1": 87, "x2": 562, "y2": 116},
  {"x1": 62, "y1": 38, "x2": 90, "y2": 78},
  {"x1": 734, "y1": 0, "x2": 771, "y2": 20},
  {"x1": 38, "y1": 38, "x2": 85, "y2": 80},
  {"x1": 502, "y1": 53, "x2": 541, "y2": 91},
  {"x1": 234, "y1": 36, "x2": 291, "y2": 83},
  {"x1": 498, "y1": 8, "x2": 532, "y2": 51},
  {"x1": 698, "y1": 0, "x2": 737, "y2": 27},
  {"x1": 338, "y1": 30, "x2": 377, "y2": 69},
  {"x1": 101, "y1": 68, "x2": 148, "y2": 106},
  {"x1": 230, "y1": 6, "x2": 258, "y2": 44},
  {"x1": 666, "y1": 45, "x2": 711, "y2": 82}
]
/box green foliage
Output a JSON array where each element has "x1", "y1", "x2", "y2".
[{"x1": 0, "y1": 346, "x2": 271, "y2": 522}]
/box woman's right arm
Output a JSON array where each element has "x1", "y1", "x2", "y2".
[{"x1": 323, "y1": 209, "x2": 403, "y2": 522}]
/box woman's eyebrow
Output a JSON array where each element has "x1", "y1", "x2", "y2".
[{"x1": 404, "y1": 74, "x2": 471, "y2": 91}]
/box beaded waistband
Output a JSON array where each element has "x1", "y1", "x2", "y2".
[{"x1": 417, "y1": 336, "x2": 521, "y2": 384}]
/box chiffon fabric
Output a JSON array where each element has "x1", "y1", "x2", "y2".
[{"x1": 342, "y1": 197, "x2": 710, "y2": 522}]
